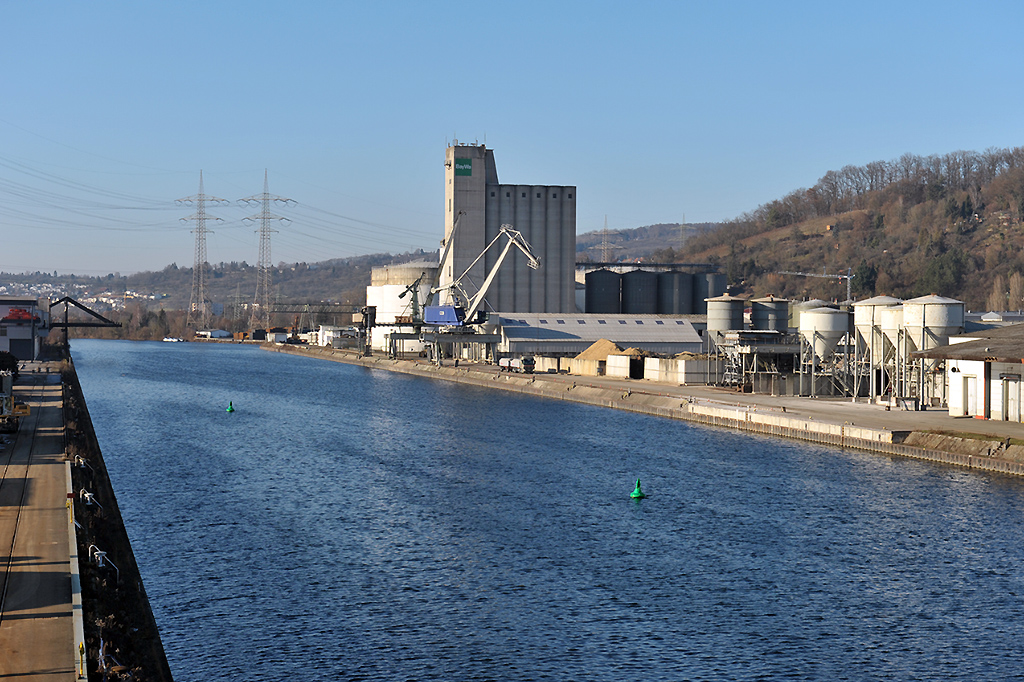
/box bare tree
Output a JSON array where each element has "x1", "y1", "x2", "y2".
[{"x1": 1010, "y1": 272, "x2": 1024, "y2": 311}]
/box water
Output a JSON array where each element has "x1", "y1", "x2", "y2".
[{"x1": 72, "y1": 339, "x2": 1024, "y2": 681}]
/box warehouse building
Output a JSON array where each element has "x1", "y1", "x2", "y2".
[
  {"x1": 916, "y1": 323, "x2": 1024, "y2": 422},
  {"x1": 497, "y1": 313, "x2": 704, "y2": 357}
]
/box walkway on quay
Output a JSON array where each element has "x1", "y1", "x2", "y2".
[{"x1": 0, "y1": 361, "x2": 81, "y2": 681}]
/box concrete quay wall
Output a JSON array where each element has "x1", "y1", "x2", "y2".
[
  {"x1": 265, "y1": 345, "x2": 1024, "y2": 478},
  {"x1": 63, "y1": 361, "x2": 174, "y2": 681}
]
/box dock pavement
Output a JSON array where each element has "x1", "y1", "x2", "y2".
[{"x1": 0, "y1": 361, "x2": 82, "y2": 681}]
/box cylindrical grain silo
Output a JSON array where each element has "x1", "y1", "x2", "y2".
[
  {"x1": 852, "y1": 296, "x2": 902, "y2": 368},
  {"x1": 799, "y1": 307, "x2": 851, "y2": 361},
  {"x1": 879, "y1": 305, "x2": 903, "y2": 351},
  {"x1": 706, "y1": 294, "x2": 747, "y2": 333},
  {"x1": 750, "y1": 295, "x2": 790, "y2": 331},
  {"x1": 584, "y1": 269, "x2": 622, "y2": 314},
  {"x1": 790, "y1": 298, "x2": 832, "y2": 329},
  {"x1": 544, "y1": 187, "x2": 564, "y2": 312},
  {"x1": 621, "y1": 269, "x2": 659, "y2": 314},
  {"x1": 657, "y1": 271, "x2": 693, "y2": 315},
  {"x1": 901, "y1": 295, "x2": 964, "y2": 353},
  {"x1": 370, "y1": 262, "x2": 438, "y2": 287},
  {"x1": 706, "y1": 273, "x2": 727, "y2": 298}
]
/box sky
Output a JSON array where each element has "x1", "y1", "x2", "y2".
[{"x1": 2, "y1": 1, "x2": 1024, "y2": 275}]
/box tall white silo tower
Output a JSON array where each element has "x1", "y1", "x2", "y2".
[{"x1": 852, "y1": 295, "x2": 902, "y2": 398}]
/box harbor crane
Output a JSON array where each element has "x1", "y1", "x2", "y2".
[
  {"x1": 397, "y1": 271, "x2": 428, "y2": 327},
  {"x1": 778, "y1": 267, "x2": 855, "y2": 303},
  {"x1": 424, "y1": 223, "x2": 540, "y2": 327},
  {"x1": 392, "y1": 210, "x2": 464, "y2": 328}
]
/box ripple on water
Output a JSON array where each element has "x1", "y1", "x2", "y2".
[{"x1": 73, "y1": 340, "x2": 1024, "y2": 681}]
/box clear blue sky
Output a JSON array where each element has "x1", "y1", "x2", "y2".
[{"x1": 3, "y1": 1, "x2": 1023, "y2": 275}]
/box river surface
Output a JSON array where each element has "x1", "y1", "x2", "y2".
[{"x1": 71, "y1": 339, "x2": 1024, "y2": 681}]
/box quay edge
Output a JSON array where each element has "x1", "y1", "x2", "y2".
[
  {"x1": 63, "y1": 359, "x2": 175, "y2": 681},
  {"x1": 263, "y1": 344, "x2": 1024, "y2": 478}
]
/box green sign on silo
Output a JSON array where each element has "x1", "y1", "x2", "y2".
[{"x1": 454, "y1": 158, "x2": 472, "y2": 176}]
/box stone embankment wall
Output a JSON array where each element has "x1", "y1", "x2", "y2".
[
  {"x1": 268, "y1": 344, "x2": 1024, "y2": 478},
  {"x1": 63, "y1": 361, "x2": 174, "y2": 681}
]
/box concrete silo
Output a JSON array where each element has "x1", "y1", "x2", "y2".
[
  {"x1": 852, "y1": 295, "x2": 902, "y2": 398},
  {"x1": 621, "y1": 270, "x2": 659, "y2": 314},
  {"x1": 901, "y1": 295, "x2": 964, "y2": 353},
  {"x1": 657, "y1": 271, "x2": 693, "y2": 315},
  {"x1": 902, "y1": 295, "x2": 964, "y2": 406},
  {"x1": 750, "y1": 296, "x2": 790, "y2": 332},
  {"x1": 584, "y1": 269, "x2": 622, "y2": 314},
  {"x1": 799, "y1": 307, "x2": 850, "y2": 361},
  {"x1": 790, "y1": 299, "x2": 833, "y2": 330},
  {"x1": 706, "y1": 294, "x2": 746, "y2": 332}
]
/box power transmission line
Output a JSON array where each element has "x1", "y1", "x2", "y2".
[
  {"x1": 241, "y1": 170, "x2": 293, "y2": 330},
  {"x1": 178, "y1": 171, "x2": 227, "y2": 330}
]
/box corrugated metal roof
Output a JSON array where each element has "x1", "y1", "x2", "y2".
[
  {"x1": 915, "y1": 323, "x2": 1024, "y2": 362},
  {"x1": 498, "y1": 313, "x2": 702, "y2": 344}
]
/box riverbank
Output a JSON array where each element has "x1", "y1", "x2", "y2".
[{"x1": 264, "y1": 344, "x2": 1024, "y2": 478}]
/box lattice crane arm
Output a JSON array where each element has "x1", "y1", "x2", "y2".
[
  {"x1": 778, "y1": 268, "x2": 855, "y2": 302},
  {"x1": 463, "y1": 225, "x2": 540, "y2": 321}
]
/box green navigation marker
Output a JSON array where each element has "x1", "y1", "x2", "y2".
[{"x1": 630, "y1": 478, "x2": 646, "y2": 499}]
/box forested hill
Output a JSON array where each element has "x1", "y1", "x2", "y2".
[
  {"x1": 2, "y1": 249, "x2": 438, "y2": 312},
  {"x1": 664, "y1": 146, "x2": 1024, "y2": 311}
]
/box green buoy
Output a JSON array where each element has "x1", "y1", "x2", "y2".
[
  {"x1": 630, "y1": 478, "x2": 646, "y2": 499},
  {"x1": 226, "y1": 401, "x2": 235, "y2": 413}
]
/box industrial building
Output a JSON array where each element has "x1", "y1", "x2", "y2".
[
  {"x1": 497, "y1": 313, "x2": 704, "y2": 357},
  {"x1": 916, "y1": 323, "x2": 1024, "y2": 422},
  {"x1": 0, "y1": 297, "x2": 48, "y2": 361},
  {"x1": 696, "y1": 292, "x2": 967, "y2": 403},
  {"x1": 440, "y1": 142, "x2": 576, "y2": 314}
]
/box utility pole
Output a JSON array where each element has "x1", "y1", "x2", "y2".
[
  {"x1": 240, "y1": 170, "x2": 293, "y2": 331},
  {"x1": 601, "y1": 215, "x2": 611, "y2": 263},
  {"x1": 178, "y1": 171, "x2": 227, "y2": 332}
]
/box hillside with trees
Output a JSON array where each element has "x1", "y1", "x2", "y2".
[
  {"x1": 4, "y1": 249, "x2": 437, "y2": 340},
  {"x1": 657, "y1": 146, "x2": 1024, "y2": 310}
]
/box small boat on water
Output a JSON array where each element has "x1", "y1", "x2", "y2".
[{"x1": 162, "y1": 337, "x2": 184, "y2": 342}]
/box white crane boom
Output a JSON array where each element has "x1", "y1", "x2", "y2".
[
  {"x1": 424, "y1": 224, "x2": 540, "y2": 326},
  {"x1": 463, "y1": 225, "x2": 540, "y2": 321},
  {"x1": 428, "y1": 210, "x2": 465, "y2": 307}
]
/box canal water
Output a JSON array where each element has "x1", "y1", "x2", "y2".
[{"x1": 72, "y1": 339, "x2": 1024, "y2": 681}]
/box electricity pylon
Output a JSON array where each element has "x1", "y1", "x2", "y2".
[
  {"x1": 240, "y1": 170, "x2": 293, "y2": 330},
  {"x1": 178, "y1": 171, "x2": 227, "y2": 331}
]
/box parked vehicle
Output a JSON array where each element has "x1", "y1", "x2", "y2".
[{"x1": 498, "y1": 356, "x2": 535, "y2": 374}]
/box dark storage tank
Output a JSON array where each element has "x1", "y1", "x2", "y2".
[
  {"x1": 657, "y1": 271, "x2": 693, "y2": 314},
  {"x1": 692, "y1": 272, "x2": 727, "y2": 314},
  {"x1": 584, "y1": 269, "x2": 622, "y2": 314},
  {"x1": 706, "y1": 273, "x2": 727, "y2": 298},
  {"x1": 621, "y1": 269, "x2": 659, "y2": 314}
]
